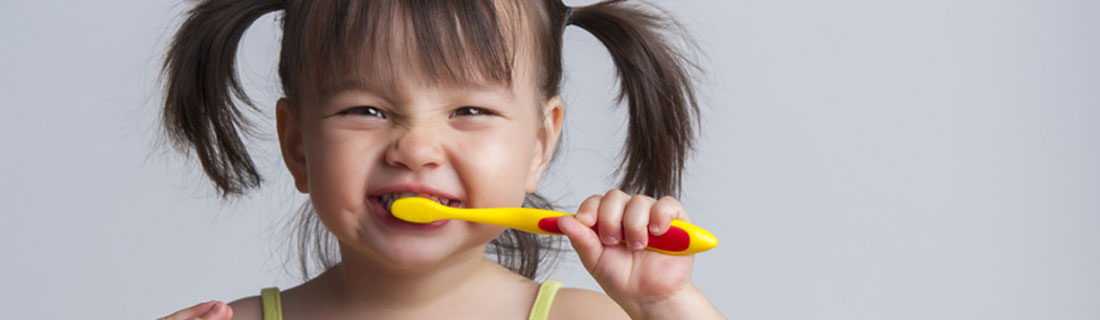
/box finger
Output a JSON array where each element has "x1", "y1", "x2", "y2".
[
  {"x1": 558, "y1": 215, "x2": 603, "y2": 270},
  {"x1": 575, "y1": 194, "x2": 602, "y2": 227},
  {"x1": 597, "y1": 189, "x2": 630, "y2": 246},
  {"x1": 650, "y1": 196, "x2": 687, "y2": 236},
  {"x1": 623, "y1": 194, "x2": 656, "y2": 251},
  {"x1": 158, "y1": 301, "x2": 216, "y2": 320},
  {"x1": 196, "y1": 301, "x2": 230, "y2": 320}
]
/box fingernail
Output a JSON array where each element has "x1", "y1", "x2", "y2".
[
  {"x1": 602, "y1": 236, "x2": 618, "y2": 245},
  {"x1": 630, "y1": 241, "x2": 645, "y2": 250},
  {"x1": 649, "y1": 225, "x2": 661, "y2": 234}
]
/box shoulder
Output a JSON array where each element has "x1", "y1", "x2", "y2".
[
  {"x1": 227, "y1": 295, "x2": 263, "y2": 320},
  {"x1": 549, "y1": 287, "x2": 630, "y2": 320}
]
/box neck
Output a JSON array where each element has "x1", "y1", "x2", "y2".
[{"x1": 324, "y1": 242, "x2": 499, "y2": 312}]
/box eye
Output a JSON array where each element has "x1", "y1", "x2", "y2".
[
  {"x1": 338, "y1": 106, "x2": 386, "y2": 118},
  {"x1": 451, "y1": 106, "x2": 496, "y2": 117}
]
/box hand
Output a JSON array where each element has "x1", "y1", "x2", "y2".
[
  {"x1": 157, "y1": 300, "x2": 232, "y2": 320},
  {"x1": 557, "y1": 189, "x2": 703, "y2": 318}
]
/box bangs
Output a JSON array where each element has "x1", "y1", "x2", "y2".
[{"x1": 279, "y1": 0, "x2": 532, "y2": 102}]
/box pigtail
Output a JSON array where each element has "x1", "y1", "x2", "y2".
[
  {"x1": 161, "y1": 0, "x2": 284, "y2": 196},
  {"x1": 567, "y1": 0, "x2": 701, "y2": 198}
]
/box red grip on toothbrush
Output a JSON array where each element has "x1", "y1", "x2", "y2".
[
  {"x1": 538, "y1": 217, "x2": 564, "y2": 234},
  {"x1": 537, "y1": 217, "x2": 690, "y2": 252}
]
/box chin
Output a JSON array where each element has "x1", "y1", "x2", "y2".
[
  {"x1": 355, "y1": 230, "x2": 492, "y2": 272},
  {"x1": 380, "y1": 240, "x2": 460, "y2": 267}
]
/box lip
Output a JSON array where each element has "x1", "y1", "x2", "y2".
[{"x1": 369, "y1": 184, "x2": 461, "y2": 202}]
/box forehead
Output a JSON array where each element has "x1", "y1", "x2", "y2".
[
  {"x1": 284, "y1": 0, "x2": 546, "y2": 104},
  {"x1": 325, "y1": 77, "x2": 517, "y2": 103}
]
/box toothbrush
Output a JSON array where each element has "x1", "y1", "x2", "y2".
[{"x1": 390, "y1": 197, "x2": 717, "y2": 255}]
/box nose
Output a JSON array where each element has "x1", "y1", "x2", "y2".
[{"x1": 384, "y1": 125, "x2": 445, "y2": 172}]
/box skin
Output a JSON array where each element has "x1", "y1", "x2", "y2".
[
  {"x1": 160, "y1": 75, "x2": 723, "y2": 318},
  {"x1": 160, "y1": 12, "x2": 724, "y2": 320}
]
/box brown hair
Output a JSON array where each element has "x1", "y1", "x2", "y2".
[{"x1": 161, "y1": 0, "x2": 700, "y2": 281}]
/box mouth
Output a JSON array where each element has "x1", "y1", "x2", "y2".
[
  {"x1": 377, "y1": 192, "x2": 464, "y2": 212},
  {"x1": 368, "y1": 188, "x2": 464, "y2": 230}
]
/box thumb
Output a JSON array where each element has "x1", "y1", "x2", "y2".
[
  {"x1": 558, "y1": 215, "x2": 603, "y2": 270},
  {"x1": 158, "y1": 301, "x2": 216, "y2": 320},
  {"x1": 196, "y1": 301, "x2": 233, "y2": 320}
]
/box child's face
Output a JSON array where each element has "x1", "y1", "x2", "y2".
[{"x1": 276, "y1": 56, "x2": 563, "y2": 267}]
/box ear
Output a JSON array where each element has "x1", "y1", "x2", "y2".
[
  {"x1": 526, "y1": 96, "x2": 565, "y2": 193},
  {"x1": 276, "y1": 98, "x2": 310, "y2": 193}
]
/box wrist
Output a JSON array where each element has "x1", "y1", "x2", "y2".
[{"x1": 624, "y1": 284, "x2": 725, "y2": 320}]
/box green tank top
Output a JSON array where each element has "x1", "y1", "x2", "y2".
[{"x1": 260, "y1": 279, "x2": 562, "y2": 320}]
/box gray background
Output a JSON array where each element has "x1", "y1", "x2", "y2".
[{"x1": 2, "y1": 0, "x2": 1098, "y2": 319}]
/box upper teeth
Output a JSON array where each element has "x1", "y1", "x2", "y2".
[{"x1": 380, "y1": 192, "x2": 450, "y2": 210}]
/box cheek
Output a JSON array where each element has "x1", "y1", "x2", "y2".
[
  {"x1": 452, "y1": 125, "x2": 538, "y2": 206},
  {"x1": 303, "y1": 128, "x2": 382, "y2": 212}
]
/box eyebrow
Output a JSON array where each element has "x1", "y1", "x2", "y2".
[
  {"x1": 323, "y1": 79, "x2": 383, "y2": 97},
  {"x1": 323, "y1": 78, "x2": 515, "y2": 100}
]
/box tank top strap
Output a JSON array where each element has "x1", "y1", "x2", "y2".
[
  {"x1": 528, "y1": 279, "x2": 563, "y2": 320},
  {"x1": 260, "y1": 287, "x2": 283, "y2": 320}
]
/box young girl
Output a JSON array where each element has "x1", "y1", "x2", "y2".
[{"x1": 158, "y1": 0, "x2": 723, "y2": 319}]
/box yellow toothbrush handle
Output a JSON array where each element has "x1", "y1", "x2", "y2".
[{"x1": 392, "y1": 198, "x2": 717, "y2": 255}]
